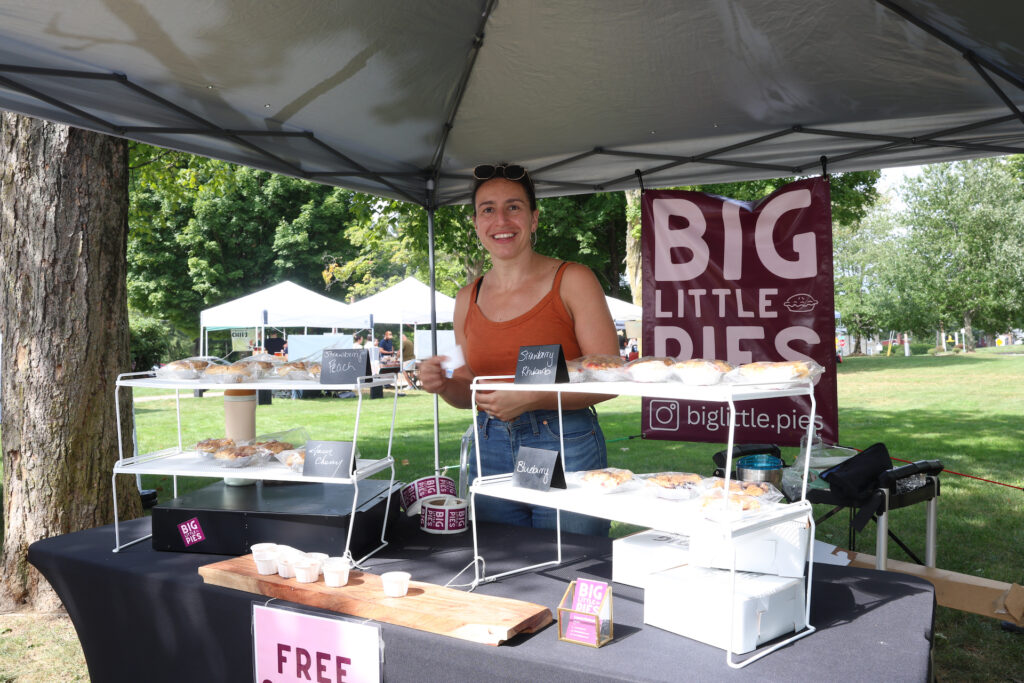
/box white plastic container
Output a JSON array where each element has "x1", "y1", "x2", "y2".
[
  {"x1": 689, "y1": 519, "x2": 810, "y2": 578},
  {"x1": 323, "y1": 557, "x2": 351, "y2": 588},
  {"x1": 306, "y1": 552, "x2": 329, "y2": 575},
  {"x1": 612, "y1": 530, "x2": 690, "y2": 589},
  {"x1": 381, "y1": 571, "x2": 411, "y2": 597},
  {"x1": 293, "y1": 558, "x2": 319, "y2": 584},
  {"x1": 252, "y1": 550, "x2": 278, "y2": 575},
  {"x1": 644, "y1": 565, "x2": 806, "y2": 654}
]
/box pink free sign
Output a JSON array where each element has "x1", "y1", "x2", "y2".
[{"x1": 252, "y1": 604, "x2": 380, "y2": 683}]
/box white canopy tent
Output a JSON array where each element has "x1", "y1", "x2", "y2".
[
  {"x1": 198, "y1": 281, "x2": 353, "y2": 356},
  {"x1": 605, "y1": 296, "x2": 642, "y2": 328},
  {"x1": 342, "y1": 277, "x2": 457, "y2": 363}
]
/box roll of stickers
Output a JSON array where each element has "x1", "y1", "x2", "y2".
[
  {"x1": 400, "y1": 475, "x2": 457, "y2": 517},
  {"x1": 419, "y1": 496, "x2": 469, "y2": 535}
]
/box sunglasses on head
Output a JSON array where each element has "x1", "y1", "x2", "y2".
[{"x1": 473, "y1": 164, "x2": 528, "y2": 181}]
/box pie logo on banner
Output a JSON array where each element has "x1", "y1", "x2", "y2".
[{"x1": 640, "y1": 178, "x2": 838, "y2": 446}]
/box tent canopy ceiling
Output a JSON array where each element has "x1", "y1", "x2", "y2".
[
  {"x1": 199, "y1": 281, "x2": 352, "y2": 330},
  {"x1": 2, "y1": 1, "x2": 1023, "y2": 207}
]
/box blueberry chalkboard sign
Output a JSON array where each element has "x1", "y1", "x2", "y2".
[
  {"x1": 515, "y1": 344, "x2": 568, "y2": 384},
  {"x1": 512, "y1": 446, "x2": 566, "y2": 491},
  {"x1": 302, "y1": 440, "x2": 357, "y2": 478},
  {"x1": 320, "y1": 348, "x2": 370, "y2": 385}
]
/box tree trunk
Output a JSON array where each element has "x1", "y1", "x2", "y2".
[
  {"x1": 963, "y1": 312, "x2": 975, "y2": 352},
  {"x1": 0, "y1": 113, "x2": 140, "y2": 611},
  {"x1": 624, "y1": 189, "x2": 642, "y2": 305}
]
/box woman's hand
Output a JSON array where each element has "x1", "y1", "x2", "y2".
[
  {"x1": 418, "y1": 355, "x2": 448, "y2": 394},
  {"x1": 473, "y1": 388, "x2": 538, "y2": 423}
]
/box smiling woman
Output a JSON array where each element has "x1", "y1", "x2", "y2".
[{"x1": 418, "y1": 163, "x2": 619, "y2": 535}]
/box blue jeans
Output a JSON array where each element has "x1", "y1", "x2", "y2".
[{"x1": 470, "y1": 407, "x2": 610, "y2": 537}]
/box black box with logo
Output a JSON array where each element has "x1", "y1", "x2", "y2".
[{"x1": 151, "y1": 479, "x2": 400, "y2": 556}]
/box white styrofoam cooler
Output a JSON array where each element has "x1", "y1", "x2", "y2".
[
  {"x1": 688, "y1": 519, "x2": 809, "y2": 578},
  {"x1": 644, "y1": 565, "x2": 806, "y2": 654},
  {"x1": 612, "y1": 529, "x2": 690, "y2": 588}
]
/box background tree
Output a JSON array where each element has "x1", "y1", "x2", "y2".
[
  {"x1": 899, "y1": 159, "x2": 1024, "y2": 349},
  {"x1": 129, "y1": 146, "x2": 360, "y2": 337},
  {"x1": 1, "y1": 114, "x2": 141, "y2": 610}
]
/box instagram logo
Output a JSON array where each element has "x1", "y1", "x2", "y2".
[{"x1": 648, "y1": 400, "x2": 680, "y2": 431}]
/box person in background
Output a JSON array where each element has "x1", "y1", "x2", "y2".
[
  {"x1": 264, "y1": 331, "x2": 286, "y2": 355},
  {"x1": 352, "y1": 334, "x2": 365, "y2": 349},
  {"x1": 399, "y1": 333, "x2": 416, "y2": 389},
  {"x1": 419, "y1": 162, "x2": 618, "y2": 536},
  {"x1": 379, "y1": 330, "x2": 395, "y2": 354}
]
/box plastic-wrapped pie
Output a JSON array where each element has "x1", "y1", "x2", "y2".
[
  {"x1": 625, "y1": 357, "x2": 675, "y2": 383},
  {"x1": 566, "y1": 359, "x2": 588, "y2": 383},
  {"x1": 578, "y1": 354, "x2": 629, "y2": 382},
  {"x1": 672, "y1": 359, "x2": 733, "y2": 386},
  {"x1": 730, "y1": 360, "x2": 823, "y2": 384},
  {"x1": 156, "y1": 358, "x2": 212, "y2": 380},
  {"x1": 195, "y1": 437, "x2": 234, "y2": 453},
  {"x1": 638, "y1": 471, "x2": 703, "y2": 500},
  {"x1": 252, "y1": 440, "x2": 294, "y2": 454},
  {"x1": 275, "y1": 361, "x2": 312, "y2": 380},
  {"x1": 209, "y1": 444, "x2": 271, "y2": 468},
  {"x1": 203, "y1": 362, "x2": 262, "y2": 383},
  {"x1": 579, "y1": 467, "x2": 634, "y2": 490}
]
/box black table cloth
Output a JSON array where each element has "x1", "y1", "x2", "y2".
[{"x1": 29, "y1": 516, "x2": 934, "y2": 682}]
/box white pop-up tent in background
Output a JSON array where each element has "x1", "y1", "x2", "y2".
[{"x1": 198, "y1": 281, "x2": 354, "y2": 357}]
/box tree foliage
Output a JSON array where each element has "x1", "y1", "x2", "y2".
[
  {"x1": 899, "y1": 158, "x2": 1024, "y2": 348},
  {"x1": 128, "y1": 144, "x2": 360, "y2": 335}
]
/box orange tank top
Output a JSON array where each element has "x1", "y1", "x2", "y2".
[{"x1": 464, "y1": 262, "x2": 583, "y2": 378}]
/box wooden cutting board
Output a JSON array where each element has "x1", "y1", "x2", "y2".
[{"x1": 198, "y1": 556, "x2": 553, "y2": 646}]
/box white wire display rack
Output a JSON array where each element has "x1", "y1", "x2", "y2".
[
  {"x1": 111, "y1": 371, "x2": 399, "y2": 565},
  {"x1": 461, "y1": 375, "x2": 819, "y2": 668}
]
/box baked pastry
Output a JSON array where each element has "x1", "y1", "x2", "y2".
[
  {"x1": 672, "y1": 359, "x2": 733, "y2": 386},
  {"x1": 565, "y1": 360, "x2": 587, "y2": 383},
  {"x1": 253, "y1": 440, "x2": 293, "y2": 454},
  {"x1": 308, "y1": 363, "x2": 321, "y2": 378},
  {"x1": 277, "y1": 362, "x2": 308, "y2": 376},
  {"x1": 203, "y1": 363, "x2": 255, "y2": 382},
  {"x1": 702, "y1": 492, "x2": 762, "y2": 511},
  {"x1": 213, "y1": 444, "x2": 265, "y2": 460},
  {"x1": 707, "y1": 477, "x2": 745, "y2": 493},
  {"x1": 625, "y1": 357, "x2": 675, "y2": 383},
  {"x1": 580, "y1": 467, "x2": 634, "y2": 489},
  {"x1": 196, "y1": 437, "x2": 234, "y2": 453},
  {"x1": 645, "y1": 472, "x2": 702, "y2": 489},
  {"x1": 735, "y1": 360, "x2": 813, "y2": 382},
  {"x1": 165, "y1": 359, "x2": 210, "y2": 372},
  {"x1": 284, "y1": 450, "x2": 306, "y2": 468},
  {"x1": 578, "y1": 354, "x2": 629, "y2": 381}
]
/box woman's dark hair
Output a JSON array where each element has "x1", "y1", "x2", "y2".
[{"x1": 472, "y1": 163, "x2": 537, "y2": 212}]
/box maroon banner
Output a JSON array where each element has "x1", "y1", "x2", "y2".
[{"x1": 640, "y1": 178, "x2": 838, "y2": 446}]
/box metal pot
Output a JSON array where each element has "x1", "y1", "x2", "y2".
[{"x1": 735, "y1": 454, "x2": 783, "y2": 488}]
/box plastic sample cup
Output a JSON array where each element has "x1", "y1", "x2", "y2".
[
  {"x1": 381, "y1": 571, "x2": 411, "y2": 597},
  {"x1": 306, "y1": 552, "x2": 329, "y2": 575},
  {"x1": 253, "y1": 550, "x2": 278, "y2": 575},
  {"x1": 323, "y1": 558, "x2": 351, "y2": 588},
  {"x1": 250, "y1": 543, "x2": 278, "y2": 554},
  {"x1": 293, "y1": 558, "x2": 319, "y2": 584},
  {"x1": 276, "y1": 556, "x2": 295, "y2": 579}
]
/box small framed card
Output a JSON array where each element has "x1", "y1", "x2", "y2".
[
  {"x1": 558, "y1": 579, "x2": 613, "y2": 648},
  {"x1": 301, "y1": 440, "x2": 358, "y2": 478},
  {"x1": 320, "y1": 349, "x2": 371, "y2": 384},
  {"x1": 512, "y1": 446, "x2": 566, "y2": 491},
  {"x1": 514, "y1": 344, "x2": 568, "y2": 384}
]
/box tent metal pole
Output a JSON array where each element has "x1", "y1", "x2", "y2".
[{"x1": 426, "y1": 185, "x2": 441, "y2": 475}]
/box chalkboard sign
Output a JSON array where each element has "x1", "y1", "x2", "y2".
[
  {"x1": 514, "y1": 344, "x2": 568, "y2": 384},
  {"x1": 302, "y1": 440, "x2": 357, "y2": 478},
  {"x1": 320, "y1": 348, "x2": 370, "y2": 385},
  {"x1": 512, "y1": 446, "x2": 566, "y2": 491}
]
